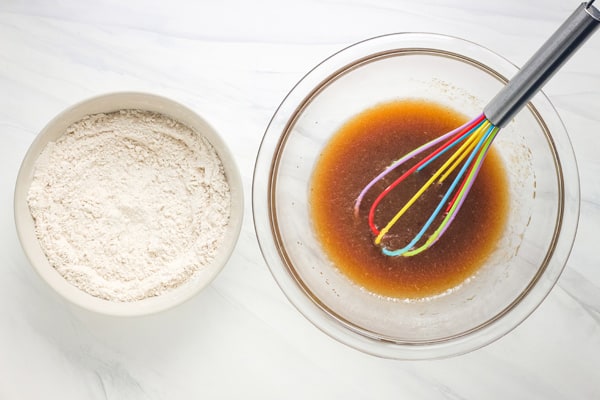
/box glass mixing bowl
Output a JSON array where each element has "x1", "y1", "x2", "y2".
[{"x1": 252, "y1": 33, "x2": 579, "y2": 359}]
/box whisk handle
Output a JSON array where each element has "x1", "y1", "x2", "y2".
[{"x1": 484, "y1": 1, "x2": 600, "y2": 127}]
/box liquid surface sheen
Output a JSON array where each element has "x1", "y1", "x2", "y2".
[{"x1": 309, "y1": 100, "x2": 509, "y2": 298}]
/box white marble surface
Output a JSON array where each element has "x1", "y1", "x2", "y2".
[{"x1": 1, "y1": 0, "x2": 599, "y2": 398}]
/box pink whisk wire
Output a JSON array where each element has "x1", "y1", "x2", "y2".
[
  {"x1": 353, "y1": 114, "x2": 499, "y2": 257},
  {"x1": 352, "y1": 115, "x2": 484, "y2": 219}
]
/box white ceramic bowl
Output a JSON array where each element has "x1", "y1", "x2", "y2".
[{"x1": 14, "y1": 92, "x2": 244, "y2": 316}]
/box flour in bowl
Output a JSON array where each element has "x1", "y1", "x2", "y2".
[{"x1": 27, "y1": 109, "x2": 231, "y2": 302}]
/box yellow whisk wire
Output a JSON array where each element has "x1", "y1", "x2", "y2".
[
  {"x1": 373, "y1": 171, "x2": 438, "y2": 245},
  {"x1": 373, "y1": 121, "x2": 491, "y2": 246},
  {"x1": 401, "y1": 125, "x2": 498, "y2": 257},
  {"x1": 438, "y1": 122, "x2": 490, "y2": 184}
]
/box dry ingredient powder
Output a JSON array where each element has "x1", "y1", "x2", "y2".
[{"x1": 27, "y1": 109, "x2": 231, "y2": 302}]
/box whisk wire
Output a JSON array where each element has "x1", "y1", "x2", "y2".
[
  {"x1": 373, "y1": 120, "x2": 489, "y2": 245},
  {"x1": 353, "y1": 114, "x2": 485, "y2": 218},
  {"x1": 380, "y1": 121, "x2": 498, "y2": 257},
  {"x1": 364, "y1": 114, "x2": 486, "y2": 237},
  {"x1": 416, "y1": 124, "x2": 499, "y2": 254},
  {"x1": 437, "y1": 123, "x2": 487, "y2": 183},
  {"x1": 442, "y1": 125, "x2": 498, "y2": 222},
  {"x1": 415, "y1": 115, "x2": 486, "y2": 173}
]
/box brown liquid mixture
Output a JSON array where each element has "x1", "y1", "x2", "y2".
[{"x1": 309, "y1": 100, "x2": 509, "y2": 298}]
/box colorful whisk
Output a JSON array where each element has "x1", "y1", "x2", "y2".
[{"x1": 355, "y1": 1, "x2": 600, "y2": 257}]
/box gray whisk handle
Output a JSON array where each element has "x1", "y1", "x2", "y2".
[{"x1": 484, "y1": 1, "x2": 600, "y2": 128}]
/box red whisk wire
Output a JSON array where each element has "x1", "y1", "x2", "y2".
[{"x1": 367, "y1": 114, "x2": 485, "y2": 235}]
